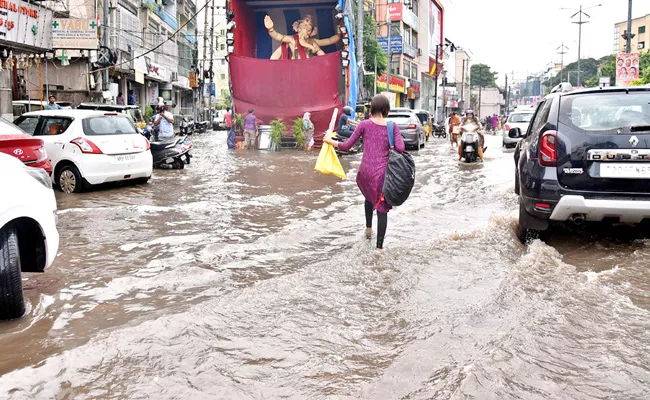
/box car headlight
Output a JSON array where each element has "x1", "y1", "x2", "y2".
[{"x1": 25, "y1": 166, "x2": 53, "y2": 189}]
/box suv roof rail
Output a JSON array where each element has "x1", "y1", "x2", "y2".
[{"x1": 550, "y1": 82, "x2": 573, "y2": 94}]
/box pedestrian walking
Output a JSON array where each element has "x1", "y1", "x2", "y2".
[
  {"x1": 324, "y1": 94, "x2": 405, "y2": 249},
  {"x1": 44, "y1": 95, "x2": 61, "y2": 110},
  {"x1": 491, "y1": 114, "x2": 499, "y2": 135},
  {"x1": 302, "y1": 112, "x2": 314, "y2": 151},
  {"x1": 224, "y1": 108, "x2": 235, "y2": 149},
  {"x1": 128, "y1": 90, "x2": 136, "y2": 105},
  {"x1": 449, "y1": 112, "x2": 461, "y2": 147},
  {"x1": 243, "y1": 108, "x2": 258, "y2": 150},
  {"x1": 116, "y1": 92, "x2": 125, "y2": 105}
]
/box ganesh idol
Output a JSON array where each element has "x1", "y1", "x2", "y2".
[{"x1": 264, "y1": 14, "x2": 342, "y2": 60}]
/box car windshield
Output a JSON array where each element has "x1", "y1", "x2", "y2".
[
  {"x1": 559, "y1": 92, "x2": 650, "y2": 133},
  {"x1": 0, "y1": 117, "x2": 26, "y2": 135},
  {"x1": 508, "y1": 113, "x2": 533, "y2": 123},
  {"x1": 387, "y1": 114, "x2": 415, "y2": 124},
  {"x1": 82, "y1": 116, "x2": 137, "y2": 136}
]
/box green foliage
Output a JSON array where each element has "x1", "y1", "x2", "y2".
[
  {"x1": 470, "y1": 64, "x2": 498, "y2": 88},
  {"x1": 233, "y1": 113, "x2": 243, "y2": 133},
  {"x1": 270, "y1": 119, "x2": 286, "y2": 149},
  {"x1": 363, "y1": 13, "x2": 387, "y2": 95},
  {"x1": 143, "y1": 106, "x2": 154, "y2": 122},
  {"x1": 224, "y1": 91, "x2": 233, "y2": 108},
  {"x1": 292, "y1": 118, "x2": 305, "y2": 148}
]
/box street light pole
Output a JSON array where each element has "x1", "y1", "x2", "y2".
[
  {"x1": 556, "y1": 42, "x2": 569, "y2": 81},
  {"x1": 478, "y1": 66, "x2": 483, "y2": 118},
  {"x1": 626, "y1": 0, "x2": 633, "y2": 53},
  {"x1": 564, "y1": 4, "x2": 601, "y2": 87},
  {"x1": 433, "y1": 44, "x2": 439, "y2": 118}
]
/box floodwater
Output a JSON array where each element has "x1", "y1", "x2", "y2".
[{"x1": 1, "y1": 131, "x2": 649, "y2": 399}]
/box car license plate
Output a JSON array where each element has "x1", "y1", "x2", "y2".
[
  {"x1": 600, "y1": 163, "x2": 650, "y2": 179},
  {"x1": 115, "y1": 154, "x2": 136, "y2": 163}
]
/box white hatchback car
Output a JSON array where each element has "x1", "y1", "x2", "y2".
[
  {"x1": 14, "y1": 110, "x2": 153, "y2": 193},
  {"x1": 503, "y1": 111, "x2": 535, "y2": 148},
  {"x1": 0, "y1": 153, "x2": 59, "y2": 319}
]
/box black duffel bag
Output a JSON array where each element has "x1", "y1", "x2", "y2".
[{"x1": 382, "y1": 121, "x2": 415, "y2": 206}]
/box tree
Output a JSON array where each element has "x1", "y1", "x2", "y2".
[
  {"x1": 470, "y1": 64, "x2": 498, "y2": 88},
  {"x1": 362, "y1": 13, "x2": 386, "y2": 99}
]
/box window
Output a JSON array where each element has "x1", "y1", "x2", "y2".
[
  {"x1": 529, "y1": 100, "x2": 552, "y2": 136},
  {"x1": 411, "y1": 64, "x2": 417, "y2": 80},
  {"x1": 412, "y1": 0, "x2": 419, "y2": 16},
  {"x1": 220, "y1": 73, "x2": 225, "y2": 79},
  {"x1": 412, "y1": 31, "x2": 418, "y2": 49},
  {"x1": 220, "y1": 43, "x2": 225, "y2": 51},
  {"x1": 15, "y1": 116, "x2": 39, "y2": 135},
  {"x1": 403, "y1": 27, "x2": 411, "y2": 46},
  {"x1": 388, "y1": 0, "x2": 399, "y2": 3},
  {"x1": 389, "y1": 24, "x2": 400, "y2": 37},
  {"x1": 220, "y1": 29, "x2": 225, "y2": 36},
  {"x1": 403, "y1": 60, "x2": 411, "y2": 78},
  {"x1": 559, "y1": 93, "x2": 650, "y2": 133},
  {"x1": 390, "y1": 56, "x2": 400, "y2": 75},
  {"x1": 41, "y1": 118, "x2": 73, "y2": 136},
  {"x1": 82, "y1": 116, "x2": 136, "y2": 136},
  {"x1": 639, "y1": 26, "x2": 646, "y2": 34}
]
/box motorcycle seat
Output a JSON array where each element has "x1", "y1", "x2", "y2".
[{"x1": 150, "y1": 140, "x2": 176, "y2": 150}]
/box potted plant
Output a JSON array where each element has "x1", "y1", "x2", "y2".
[
  {"x1": 292, "y1": 118, "x2": 305, "y2": 149},
  {"x1": 269, "y1": 119, "x2": 286, "y2": 151},
  {"x1": 233, "y1": 113, "x2": 244, "y2": 134}
]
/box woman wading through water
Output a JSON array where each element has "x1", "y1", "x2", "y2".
[{"x1": 324, "y1": 95, "x2": 405, "y2": 249}]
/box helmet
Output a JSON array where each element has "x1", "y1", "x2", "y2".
[
  {"x1": 465, "y1": 109, "x2": 474, "y2": 115},
  {"x1": 343, "y1": 106, "x2": 353, "y2": 116}
]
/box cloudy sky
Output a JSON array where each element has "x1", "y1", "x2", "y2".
[{"x1": 443, "y1": 0, "x2": 650, "y2": 86}]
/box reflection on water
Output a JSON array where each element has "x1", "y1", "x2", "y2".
[{"x1": 0, "y1": 132, "x2": 648, "y2": 399}]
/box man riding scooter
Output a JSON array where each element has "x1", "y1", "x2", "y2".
[
  {"x1": 337, "y1": 106, "x2": 359, "y2": 138},
  {"x1": 458, "y1": 110, "x2": 486, "y2": 161}
]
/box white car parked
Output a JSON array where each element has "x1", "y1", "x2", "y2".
[
  {"x1": 14, "y1": 110, "x2": 153, "y2": 193},
  {"x1": 0, "y1": 153, "x2": 59, "y2": 319}
]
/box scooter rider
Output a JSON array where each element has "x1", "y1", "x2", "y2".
[
  {"x1": 337, "y1": 106, "x2": 359, "y2": 138},
  {"x1": 459, "y1": 109, "x2": 485, "y2": 161}
]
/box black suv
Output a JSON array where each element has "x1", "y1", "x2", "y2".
[{"x1": 512, "y1": 84, "x2": 650, "y2": 242}]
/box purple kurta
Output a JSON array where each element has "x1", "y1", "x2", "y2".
[{"x1": 338, "y1": 120, "x2": 405, "y2": 213}]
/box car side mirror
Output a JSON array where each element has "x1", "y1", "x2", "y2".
[{"x1": 509, "y1": 128, "x2": 522, "y2": 138}]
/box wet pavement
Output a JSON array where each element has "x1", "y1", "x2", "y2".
[{"x1": 1, "y1": 131, "x2": 649, "y2": 399}]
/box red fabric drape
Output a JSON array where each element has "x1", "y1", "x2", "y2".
[
  {"x1": 230, "y1": 52, "x2": 343, "y2": 143},
  {"x1": 232, "y1": 1, "x2": 256, "y2": 57}
]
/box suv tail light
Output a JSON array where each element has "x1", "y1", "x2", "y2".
[
  {"x1": 71, "y1": 137, "x2": 103, "y2": 154},
  {"x1": 406, "y1": 124, "x2": 417, "y2": 129},
  {"x1": 505, "y1": 124, "x2": 511, "y2": 131},
  {"x1": 539, "y1": 130, "x2": 557, "y2": 167}
]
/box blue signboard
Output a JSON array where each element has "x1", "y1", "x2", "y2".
[{"x1": 378, "y1": 36, "x2": 403, "y2": 55}]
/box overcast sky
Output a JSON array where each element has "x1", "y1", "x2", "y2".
[{"x1": 443, "y1": 0, "x2": 650, "y2": 86}]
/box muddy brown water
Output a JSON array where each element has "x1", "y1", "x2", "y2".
[{"x1": 0, "y1": 132, "x2": 648, "y2": 399}]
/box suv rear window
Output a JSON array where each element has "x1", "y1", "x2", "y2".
[
  {"x1": 508, "y1": 113, "x2": 533, "y2": 123},
  {"x1": 415, "y1": 113, "x2": 429, "y2": 124},
  {"x1": 82, "y1": 116, "x2": 137, "y2": 136},
  {"x1": 559, "y1": 92, "x2": 650, "y2": 133},
  {"x1": 388, "y1": 114, "x2": 416, "y2": 124}
]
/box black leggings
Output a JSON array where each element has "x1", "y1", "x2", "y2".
[{"x1": 365, "y1": 200, "x2": 388, "y2": 249}]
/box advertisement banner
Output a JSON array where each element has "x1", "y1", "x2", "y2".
[
  {"x1": 380, "y1": 91, "x2": 397, "y2": 108},
  {"x1": 402, "y1": 8, "x2": 418, "y2": 31},
  {"x1": 429, "y1": 57, "x2": 442, "y2": 77},
  {"x1": 377, "y1": 74, "x2": 406, "y2": 93},
  {"x1": 387, "y1": 3, "x2": 402, "y2": 21},
  {"x1": 378, "y1": 36, "x2": 403, "y2": 54},
  {"x1": 0, "y1": 0, "x2": 52, "y2": 50},
  {"x1": 616, "y1": 53, "x2": 640, "y2": 86},
  {"x1": 429, "y1": 1, "x2": 443, "y2": 57},
  {"x1": 51, "y1": 19, "x2": 98, "y2": 49}
]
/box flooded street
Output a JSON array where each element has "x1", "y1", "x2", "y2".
[{"x1": 1, "y1": 131, "x2": 649, "y2": 399}]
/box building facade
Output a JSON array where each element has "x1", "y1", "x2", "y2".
[{"x1": 614, "y1": 14, "x2": 650, "y2": 54}]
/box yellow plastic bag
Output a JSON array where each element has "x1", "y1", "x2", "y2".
[{"x1": 315, "y1": 140, "x2": 346, "y2": 179}]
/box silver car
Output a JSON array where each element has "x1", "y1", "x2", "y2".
[
  {"x1": 387, "y1": 110, "x2": 426, "y2": 150},
  {"x1": 503, "y1": 111, "x2": 534, "y2": 148}
]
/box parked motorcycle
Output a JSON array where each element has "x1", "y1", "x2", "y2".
[
  {"x1": 433, "y1": 122, "x2": 446, "y2": 138},
  {"x1": 180, "y1": 117, "x2": 195, "y2": 135},
  {"x1": 459, "y1": 121, "x2": 483, "y2": 163},
  {"x1": 145, "y1": 134, "x2": 193, "y2": 169},
  {"x1": 194, "y1": 120, "x2": 209, "y2": 134}
]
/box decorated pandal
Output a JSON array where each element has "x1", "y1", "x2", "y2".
[{"x1": 265, "y1": 14, "x2": 342, "y2": 60}]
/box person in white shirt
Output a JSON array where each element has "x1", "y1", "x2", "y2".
[{"x1": 153, "y1": 105, "x2": 175, "y2": 139}]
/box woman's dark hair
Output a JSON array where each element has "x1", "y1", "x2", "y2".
[{"x1": 370, "y1": 95, "x2": 390, "y2": 117}]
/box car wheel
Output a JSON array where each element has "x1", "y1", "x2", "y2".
[
  {"x1": 517, "y1": 201, "x2": 540, "y2": 244},
  {"x1": 133, "y1": 177, "x2": 151, "y2": 185},
  {"x1": 0, "y1": 227, "x2": 25, "y2": 320},
  {"x1": 172, "y1": 159, "x2": 184, "y2": 169},
  {"x1": 58, "y1": 165, "x2": 84, "y2": 194}
]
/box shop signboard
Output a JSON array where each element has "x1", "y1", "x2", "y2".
[
  {"x1": 189, "y1": 71, "x2": 198, "y2": 88},
  {"x1": 0, "y1": 0, "x2": 52, "y2": 50},
  {"x1": 616, "y1": 52, "x2": 640, "y2": 86},
  {"x1": 145, "y1": 58, "x2": 169, "y2": 81},
  {"x1": 378, "y1": 36, "x2": 403, "y2": 54},
  {"x1": 51, "y1": 18, "x2": 98, "y2": 49},
  {"x1": 134, "y1": 53, "x2": 146, "y2": 84},
  {"x1": 387, "y1": 3, "x2": 402, "y2": 21},
  {"x1": 377, "y1": 74, "x2": 406, "y2": 93},
  {"x1": 411, "y1": 80, "x2": 421, "y2": 98},
  {"x1": 429, "y1": 0, "x2": 443, "y2": 58}
]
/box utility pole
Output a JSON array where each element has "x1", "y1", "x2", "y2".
[
  {"x1": 461, "y1": 58, "x2": 466, "y2": 106},
  {"x1": 102, "y1": 0, "x2": 108, "y2": 91},
  {"x1": 625, "y1": 0, "x2": 633, "y2": 53},
  {"x1": 433, "y1": 44, "x2": 439, "y2": 118},
  {"x1": 208, "y1": 0, "x2": 215, "y2": 121},
  {"x1": 385, "y1": 8, "x2": 391, "y2": 101},
  {"x1": 505, "y1": 73, "x2": 509, "y2": 113},
  {"x1": 442, "y1": 69, "x2": 447, "y2": 119},
  {"x1": 478, "y1": 66, "x2": 483, "y2": 118},
  {"x1": 556, "y1": 42, "x2": 569, "y2": 81},
  {"x1": 357, "y1": 0, "x2": 364, "y2": 99},
  {"x1": 564, "y1": 4, "x2": 601, "y2": 87},
  {"x1": 202, "y1": 0, "x2": 209, "y2": 120}
]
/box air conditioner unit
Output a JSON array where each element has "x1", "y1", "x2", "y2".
[
  {"x1": 417, "y1": 48, "x2": 422, "y2": 56},
  {"x1": 171, "y1": 71, "x2": 178, "y2": 80}
]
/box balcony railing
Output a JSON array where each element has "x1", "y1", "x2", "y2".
[{"x1": 145, "y1": 0, "x2": 178, "y2": 30}]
